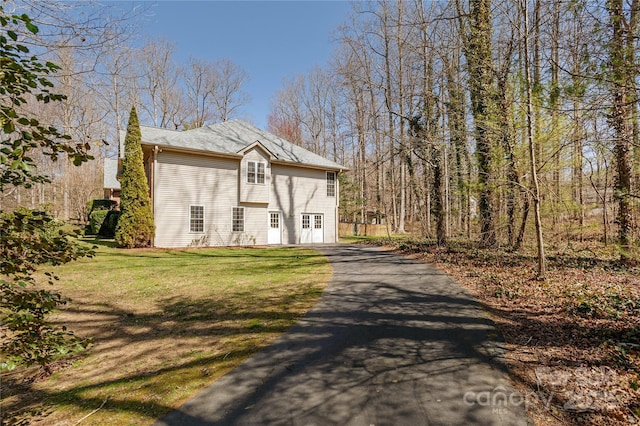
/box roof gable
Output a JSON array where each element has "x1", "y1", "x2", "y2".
[
  {"x1": 238, "y1": 140, "x2": 276, "y2": 160},
  {"x1": 136, "y1": 120, "x2": 346, "y2": 170}
]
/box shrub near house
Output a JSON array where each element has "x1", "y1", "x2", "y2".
[
  {"x1": 115, "y1": 106, "x2": 155, "y2": 248},
  {"x1": 87, "y1": 199, "x2": 118, "y2": 236}
]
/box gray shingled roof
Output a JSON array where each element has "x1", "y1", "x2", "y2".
[
  {"x1": 138, "y1": 120, "x2": 346, "y2": 170},
  {"x1": 103, "y1": 158, "x2": 120, "y2": 189}
]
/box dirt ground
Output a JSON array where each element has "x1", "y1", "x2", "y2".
[{"x1": 390, "y1": 240, "x2": 640, "y2": 425}]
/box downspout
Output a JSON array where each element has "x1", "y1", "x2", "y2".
[
  {"x1": 336, "y1": 170, "x2": 341, "y2": 243},
  {"x1": 152, "y1": 145, "x2": 159, "y2": 247}
]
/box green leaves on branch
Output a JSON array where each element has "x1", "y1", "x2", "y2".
[
  {"x1": 0, "y1": 281, "x2": 88, "y2": 372},
  {"x1": 0, "y1": 6, "x2": 97, "y2": 373},
  {"x1": 0, "y1": 209, "x2": 94, "y2": 281},
  {"x1": 0, "y1": 209, "x2": 94, "y2": 371},
  {"x1": 0, "y1": 12, "x2": 40, "y2": 34},
  {"x1": 0, "y1": 5, "x2": 92, "y2": 192}
]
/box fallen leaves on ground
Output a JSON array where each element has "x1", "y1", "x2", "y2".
[{"x1": 380, "y1": 238, "x2": 640, "y2": 426}]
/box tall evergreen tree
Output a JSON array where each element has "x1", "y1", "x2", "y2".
[{"x1": 115, "y1": 106, "x2": 155, "y2": 248}]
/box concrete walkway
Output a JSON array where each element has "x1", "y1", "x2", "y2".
[{"x1": 156, "y1": 244, "x2": 529, "y2": 426}]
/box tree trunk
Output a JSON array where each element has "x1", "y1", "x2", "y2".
[
  {"x1": 608, "y1": 0, "x2": 638, "y2": 262},
  {"x1": 432, "y1": 143, "x2": 446, "y2": 246},
  {"x1": 523, "y1": 0, "x2": 546, "y2": 279},
  {"x1": 444, "y1": 47, "x2": 469, "y2": 238},
  {"x1": 460, "y1": 0, "x2": 497, "y2": 247},
  {"x1": 550, "y1": 0, "x2": 561, "y2": 227}
]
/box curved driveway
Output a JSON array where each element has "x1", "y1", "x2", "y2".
[{"x1": 157, "y1": 244, "x2": 528, "y2": 426}]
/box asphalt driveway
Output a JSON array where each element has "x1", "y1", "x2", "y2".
[{"x1": 156, "y1": 244, "x2": 529, "y2": 425}]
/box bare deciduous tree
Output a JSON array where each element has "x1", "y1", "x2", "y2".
[
  {"x1": 138, "y1": 38, "x2": 186, "y2": 129},
  {"x1": 211, "y1": 58, "x2": 250, "y2": 122}
]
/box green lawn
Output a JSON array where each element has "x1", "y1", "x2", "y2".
[
  {"x1": 3, "y1": 240, "x2": 332, "y2": 425},
  {"x1": 339, "y1": 234, "x2": 406, "y2": 244}
]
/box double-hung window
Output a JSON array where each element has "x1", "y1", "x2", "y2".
[
  {"x1": 232, "y1": 207, "x2": 245, "y2": 232},
  {"x1": 189, "y1": 205, "x2": 204, "y2": 233},
  {"x1": 326, "y1": 171, "x2": 336, "y2": 197},
  {"x1": 247, "y1": 161, "x2": 265, "y2": 184}
]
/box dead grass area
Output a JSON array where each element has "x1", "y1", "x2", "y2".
[
  {"x1": 1, "y1": 242, "x2": 331, "y2": 425},
  {"x1": 373, "y1": 237, "x2": 640, "y2": 426}
]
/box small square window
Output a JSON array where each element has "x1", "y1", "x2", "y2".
[
  {"x1": 232, "y1": 207, "x2": 244, "y2": 232},
  {"x1": 247, "y1": 161, "x2": 265, "y2": 184},
  {"x1": 190, "y1": 205, "x2": 204, "y2": 233},
  {"x1": 270, "y1": 212, "x2": 279, "y2": 229}
]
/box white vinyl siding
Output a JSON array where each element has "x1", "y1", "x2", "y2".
[
  {"x1": 270, "y1": 164, "x2": 339, "y2": 244},
  {"x1": 153, "y1": 151, "x2": 240, "y2": 247},
  {"x1": 241, "y1": 205, "x2": 267, "y2": 244},
  {"x1": 151, "y1": 149, "x2": 339, "y2": 247},
  {"x1": 240, "y1": 148, "x2": 270, "y2": 204}
]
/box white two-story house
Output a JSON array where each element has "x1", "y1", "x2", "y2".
[{"x1": 106, "y1": 120, "x2": 346, "y2": 248}]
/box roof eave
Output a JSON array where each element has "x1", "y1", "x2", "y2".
[
  {"x1": 271, "y1": 158, "x2": 348, "y2": 172},
  {"x1": 141, "y1": 142, "x2": 243, "y2": 160},
  {"x1": 141, "y1": 141, "x2": 348, "y2": 171}
]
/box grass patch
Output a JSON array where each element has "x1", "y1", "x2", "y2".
[{"x1": 2, "y1": 240, "x2": 331, "y2": 425}]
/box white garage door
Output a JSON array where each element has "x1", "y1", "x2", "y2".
[{"x1": 301, "y1": 214, "x2": 324, "y2": 243}]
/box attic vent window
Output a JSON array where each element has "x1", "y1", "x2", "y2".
[{"x1": 247, "y1": 161, "x2": 265, "y2": 184}]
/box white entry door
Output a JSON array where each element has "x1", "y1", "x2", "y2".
[
  {"x1": 268, "y1": 211, "x2": 281, "y2": 244},
  {"x1": 301, "y1": 214, "x2": 323, "y2": 243}
]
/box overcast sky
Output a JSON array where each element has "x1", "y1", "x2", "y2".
[{"x1": 133, "y1": 1, "x2": 353, "y2": 129}]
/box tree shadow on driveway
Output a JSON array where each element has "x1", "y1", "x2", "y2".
[{"x1": 157, "y1": 244, "x2": 529, "y2": 426}]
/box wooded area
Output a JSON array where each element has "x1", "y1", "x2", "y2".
[
  {"x1": 0, "y1": 1, "x2": 251, "y2": 222},
  {"x1": 2, "y1": 2, "x2": 639, "y2": 424},
  {"x1": 1, "y1": 0, "x2": 638, "y2": 264},
  {"x1": 270, "y1": 0, "x2": 640, "y2": 265}
]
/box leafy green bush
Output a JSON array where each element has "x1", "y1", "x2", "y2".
[
  {"x1": 98, "y1": 211, "x2": 120, "y2": 238},
  {"x1": 0, "y1": 7, "x2": 93, "y2": 375},
  {"x1": 87, "y1": 199, "x2": 116, "y2": 213},
  {"x1": 0, "y1": 208, "x2": 93, "y2": 372},
  {"x1": 568, "y1": 285, "x2": 640, "y2": 319},
  {"x1": 89, "y1": 210, "x2": 109, "y2": 235},
  {"x1": 88, "y1": 199, "x2": 117, "y2": 212},
  {"x1": 87, "y1": 199, "x2": 117, "y2": 225}
]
